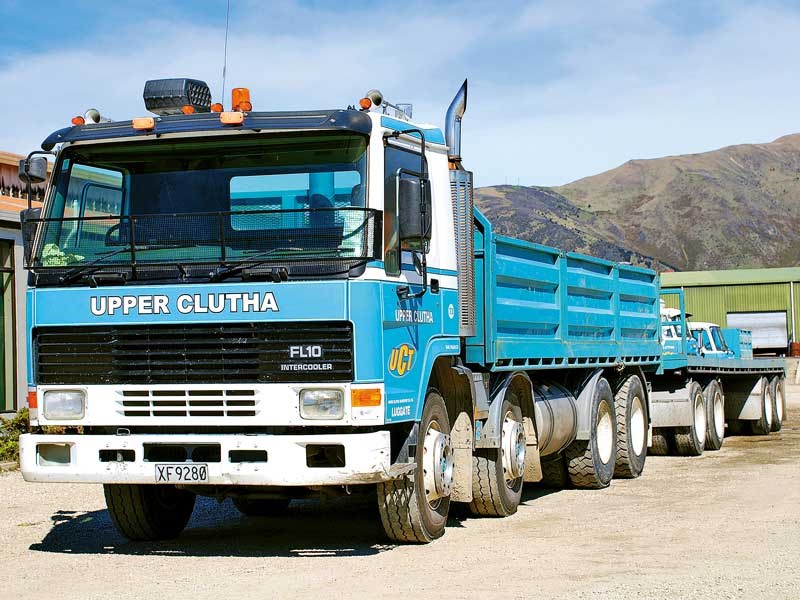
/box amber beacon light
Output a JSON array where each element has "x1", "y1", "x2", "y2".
[{"x1": 231, "y1": 87, "x2": 252, "y2": 112}]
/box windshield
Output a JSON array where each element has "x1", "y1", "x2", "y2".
[
  {"x1": 710, "y1": 326, "x2": 728, "y2": 352},
  {"x1": 28, "y1": 133, "x2": 378, "y2": 284}
]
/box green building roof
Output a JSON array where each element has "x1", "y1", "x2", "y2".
[{"x1": 661, "y1": 266, "x2": 800, "y2": 287}]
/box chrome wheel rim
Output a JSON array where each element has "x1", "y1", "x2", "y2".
[
  {"x1": 765, "y1": 387, "x2": 773, "y2": 429},
  {"x1": 597, "y1": 401, "x2": 614, "y2": 464},
  {"x1": 422, "y1": 420, "x2": 453, "y2": 506},
  {"x1": 776, "y1": 385, "x2": 784, "y2": 423},
  {"x1": 630, "y1": 395, "x2": 646, "y2": 457},
  {"x1": 694, "y1": 392, "x2": 706, "y2": 446},
  {"x1": 713, "y1": 390, "x2": 724, "y2": 440},
  {"x1": 501, "y1": 411, "x2": 526, "y2": 485}
]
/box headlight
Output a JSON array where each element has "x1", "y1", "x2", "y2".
[
  {"x1": 43, "y1": 390, "x2": 85, "y2": 420},
  {"x1": 299, "y1": 389, "x2": 344, "y2": 420}
]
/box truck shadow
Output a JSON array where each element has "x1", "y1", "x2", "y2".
[
  {"x1": 30, "y1": 486, "x2": 558, "y2": 557},
  {"x1": 29, "y1": 495, "x2": 398, "y2": 558}
]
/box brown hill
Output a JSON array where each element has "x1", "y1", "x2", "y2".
[{"x1": 475, "y1": 134, "x2": 800, "y2": 270}]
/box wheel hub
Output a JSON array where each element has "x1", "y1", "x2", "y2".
[
  {"x1": 422, "y1": 424, "x2": 453, "y2": 504},
  {"x1": 630, "y1": 395, "x2": 646, "y2": 456},
  {"x1": 501, "y1": 414, "x2": 526, "y2": 482},
  {"x1": 694, "y1": 393, "x2": 706, "y2": 444},
  {"x1": 713, "y1": 391, "x2": 724, "y2": 439},
  {"x1": 597, "y1": 401, "x2": 614, "y2": 464}
]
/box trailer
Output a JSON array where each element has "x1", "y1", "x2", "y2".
[
  {"x1": 652, "y1": 289, "x2": 786, "y2": 454},
  {"x1": 16, "y1": 78, "x2": 786, "y2": 544}
]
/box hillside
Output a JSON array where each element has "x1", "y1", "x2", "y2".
[{"x1": 475, "y1": 134, "x2": 800, "y2": 271}]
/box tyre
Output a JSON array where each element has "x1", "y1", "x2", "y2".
[
  {"x1": 565, "y1": 377, "x2": 616, "y2": 489},
  {"x1": 750, "y1": 377, "x2": 773, "y2": 435},
  {"x1": 104, "y1": 484, "x2": 196, "y2": 541},
  {"x1": 769, "y1": 376, "x2": 785, "y2": 433},
  {"x1": 650, "y1": 428, "x2": 672, "y2": 456},
  {"x1": 469, "y1": 395, "x2": 525, "y2": 516},
  {"x1": 674, "y1": 381, "x2": 706, "y2": 456},
  {"x1": 704, "y1": 380, "x2": 725, "y2": 451},
  {"x1": 613, "y1": 375, "x2": 648, "y2": 478},
  {"x1": 233, "y1": 497, "x2": 291, "y2": 516},
  {"x1": 537, "y1": 454, "x2": 569, "y2": 488},
  {"x1": 377, "y1": 389, "x2": 452, "y2": 543}
]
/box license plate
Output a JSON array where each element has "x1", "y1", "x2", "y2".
[{"x1": 154, "y1": 464, "x2": 209, "y2": 483}]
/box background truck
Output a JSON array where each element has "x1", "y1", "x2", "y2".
[
  {"x1": 652, "y1": 289, "x2": 786, "y2": 454},
  {"x1": 17, "y1": 78, "x2": 786, "y2": 544}
]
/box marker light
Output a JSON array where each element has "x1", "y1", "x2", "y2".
[
  {"x1": 27, "y1": 388, "x2": 38, "y2": 409},
  {"x1": 71, "y1": 116, "x2": 85, "y2": 125},
  {"x1": 231, "y1": 87, "x2": 252, "y2": 111},
  {"x1": 359, "y1": 97, "x2": 372, "y2": 110},
  {"x1": 181, "y1": 105, "x2": 195, "y2": 115},
  {"x1": 352, "y1": 388, "x2": 382, "y2": 407},
  {"x1": 210, "y1": 102, "x2": 223, "y2": 113},
  {"x1": 132, "y1": 117, "x2": 155, "y2": 130},
  {"x1": 220, "y1": 111, "x2": 244, "y2": 125}
]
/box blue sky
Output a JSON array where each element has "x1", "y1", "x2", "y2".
[{"x1": 2, "y1": 0, "x2": 799, "y2": 187}]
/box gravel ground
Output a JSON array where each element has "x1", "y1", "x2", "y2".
[{"x1": 1, "y1": 391, "x2": 799, "y2": 600}]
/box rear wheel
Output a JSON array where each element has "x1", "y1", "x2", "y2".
[
  {"x1": 233, "y1": 497, "x2": 291, "y2": 516},
  {"x1": 104, "y1": 484, "x2": 196, "y2": 541},
  {"x1": 770, "y1": 376, "x2": 785, "y2": 432},
  {"x1": 650, "y1": 428, "x2": 672, "y2": 456},
  {"x1": 565, "y1": 377, "x2": 616, "y2": 489},
  {"x1": 704, "y1": 380, "x2": 725, "y2": 451},
  {"x1": 377, "y1": 390, "x2": 452, "y2": 543},
  {"x1": 537, "y1": 454, "x2": 569, "y2": 488},
  {"x1": 469, "y1": 396, "x2": 525, "y2": 517},
  {"x1": 751, "y1": 377, "x2": 773, "y2": 435},
  {"x1": 614, "y1": 375, "x2": 648, "y2": 478},
  {"x1": 674, "y1": 381, "x2": 705, "y2": 456}
]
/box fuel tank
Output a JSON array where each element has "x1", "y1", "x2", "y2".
[{"x1": 533, "y1": 382, "x2": 578, "y2": 457}]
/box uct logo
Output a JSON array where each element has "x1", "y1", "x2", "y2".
[{"x1": 388, "y1": 343, "x2": 416, "y2": 377}]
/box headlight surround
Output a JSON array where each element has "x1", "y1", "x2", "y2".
[
  {"x1": 43, "y1": 390, "x2": 86, "y2": 420},
  {"x1": 299, "y1": 389, "x2": 344, "y2": 420}
]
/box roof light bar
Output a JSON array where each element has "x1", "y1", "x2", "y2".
[{"x1": 143, "y1": 78, "x2": 212, "y2": 116}]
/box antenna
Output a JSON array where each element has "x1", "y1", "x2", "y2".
[{"x1": 220, "y1": 0, "x2": 231, "y2": 103}]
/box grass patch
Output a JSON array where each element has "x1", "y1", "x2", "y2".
[{"x1": 0, "y1": 408, "x2": 29, "y2": 462}]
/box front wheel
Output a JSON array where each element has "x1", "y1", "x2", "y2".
[
  {"x1": 377, "y1": 389, "x2": 452, "y2": 543},
  {"x1": 565, "y1": 377, "x2": 617, "y2": 489},
  {"x1": 104, "y1": 484, "x2": 196, "y2": 541},
  {"x1": 469, "y1": 397, "x2": 525, "y2": 517}
]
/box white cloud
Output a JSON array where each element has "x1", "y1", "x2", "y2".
[{"x1": 1, "y1": 1, "x2": 799, "y2": 187}]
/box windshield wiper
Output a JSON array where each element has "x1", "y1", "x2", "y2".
[
  {"x1": 56, "y1": 243, "x2": 199, "y2": 286},
  {"x1": 208, "y1": 247, "x2": 303, "y2": 283},
  {"x1": 57, "y1": 245, "x2": 137, "y2": 286}
]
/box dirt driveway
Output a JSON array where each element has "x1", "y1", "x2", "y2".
[{"x1": 2, "y1": 393, "x2": 799, "y2": 600}]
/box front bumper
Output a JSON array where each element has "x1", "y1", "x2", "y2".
[{"x1": 20, "y1": 431, "x2": 395, "y2": 486}]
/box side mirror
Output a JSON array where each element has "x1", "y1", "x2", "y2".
[
  {"x1": 20, "y1": 207, "x2": 41, "y2": 266},
  {"x1": 397, "y1": 177, "x2": 432, "y2": 251},
  {"x1": 18, "y1": 156, "x2": 48, "y2": 185}
]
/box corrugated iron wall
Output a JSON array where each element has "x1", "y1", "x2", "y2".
[{"x1": 661, "y1": 280, "x2": 800, "y2": 341}]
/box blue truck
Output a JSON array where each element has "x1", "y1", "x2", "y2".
[{"x1": 16, "y1": 79, "x2": 786, "y2": 543}]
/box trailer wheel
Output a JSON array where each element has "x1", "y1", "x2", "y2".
[
  {"x1": 750, "y1": 377, "x2": 773, "y2": 435},
  {"x1": 704, "y1": 380, "x2": 725, "y2": 451},
  {"x1": 649, "y1": 428, "x2": 672, "y2": 456},
  {"x1": 674, "y1": 381, "x2": 706, "y2": 456},
  {"x1": 565, "y1": 377, "x2": 616, "y2": 489},
  {"x1": 104, "y1": 484, "x2": 196, "y2": 541},
  {"x1": 613, "y1": 375, "x2": 647, "y2": 478},
  {"x1": 537, "y1": 454, "x2": 569, "y2": 488},
  {"x1": 769, "y1": 376, "x2": 785, "y2": 432},
  {"x1": 377, "y1": 389, "x2": 452, "y2": 543},
  {"x1": 233, "y1": 497, "x2": 291, "y2": 516},
  {"x1": 469, "y1": 396, "x2": 525, "y2": 517}
]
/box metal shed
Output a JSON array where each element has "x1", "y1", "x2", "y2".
[{"x1": 661, "y1": 267, "x2": 800, "y2": 353}]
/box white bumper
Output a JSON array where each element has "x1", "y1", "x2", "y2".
[{"x1": 20, "y1": 431, "x2": 394, "y2": 486}]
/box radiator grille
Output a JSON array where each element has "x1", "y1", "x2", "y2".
[{"x1": 34, "y1": 321, "x2": 353, "y2": 385}]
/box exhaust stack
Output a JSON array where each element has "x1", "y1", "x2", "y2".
[{"x1": 445, "y1": 79, "x2": 468, "y2": 163}]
